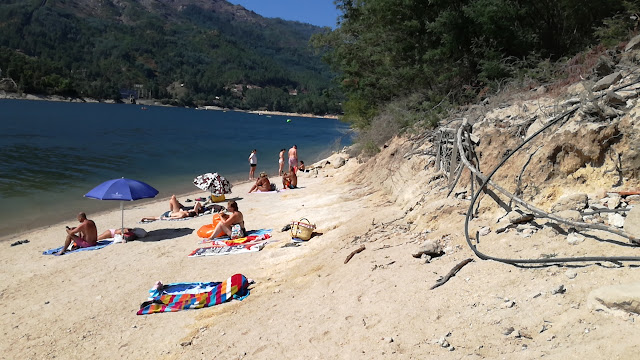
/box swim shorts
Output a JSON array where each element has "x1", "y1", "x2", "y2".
[
  {"x1": 289, "y1": 157, "x2": 297, "y2": 168},
  {"x1": 250, "y1": 164, "x2": 257, "y2": 167},
  {"x1": 74, "y1": 237, "x2": 93, "y2": 248}
]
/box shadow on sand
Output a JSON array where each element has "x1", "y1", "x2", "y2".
[{"x1": 137, "y1": 228, "x2": 194, "y2": 242}]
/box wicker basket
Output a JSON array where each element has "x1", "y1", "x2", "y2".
[{"x1": 290, "y1": 218, "x2": 316, "y2": 241}]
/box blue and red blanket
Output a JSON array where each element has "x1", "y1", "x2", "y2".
[{"x1": 137, "y1": 273, "x2": 251, "y2": 315}]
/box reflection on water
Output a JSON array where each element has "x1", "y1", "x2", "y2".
[
  {"x1": 0, "y1": 99, "x2": 352, "y2": 239},
  {"x1": 0, "y1": 143, "x2": 129, "y2": 197}
]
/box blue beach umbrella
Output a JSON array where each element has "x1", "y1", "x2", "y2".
[{"x1": 85, "y1": 178, "x2": 159, "y2": 236}]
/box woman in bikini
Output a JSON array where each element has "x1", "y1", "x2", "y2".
[{"x1": 208, "y1": 200, "x2": 245, "y2": 239}]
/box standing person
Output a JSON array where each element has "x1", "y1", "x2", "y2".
[
  {"x1": 288, "y1": 145, "x2": 298, "y2": 172},
  {"x1": 278, "y1": 148, "x2": 286, "y2": 176},
  {"x1": 56, "y1": 212, "x2": 98, "y2": 255},
  {"x1": 248, "y1": 149, "x2": 258, "y2": 180}
]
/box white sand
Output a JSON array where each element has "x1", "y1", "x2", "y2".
[{"x1": 2, "y1": 145, "x2": 639, "y2": 359}]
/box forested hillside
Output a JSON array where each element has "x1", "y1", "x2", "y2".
[
  {"x1": 0, "y1": 0, "x2": 341, "y2": 114},
  {"x1": 313, "y1": 0, "x2": 639, "y2": 149}
]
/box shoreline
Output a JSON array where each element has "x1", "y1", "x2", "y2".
[
  {"x1": 0, "y1": 177, "x2": 256, "y2": 243},
  {"x1": 0, "y1": 91, "x2": 341, "y2": 120}
]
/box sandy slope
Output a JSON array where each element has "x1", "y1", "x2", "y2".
[
  {"x1": 3, "y1": 66, "x2": 640, "y2": 359},
  {"x1": 2, "y1": 143, "x2": 639, "y2": 359}
]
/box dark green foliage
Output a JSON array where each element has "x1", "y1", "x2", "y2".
[
  {"x1": 313, "y1": 0, "x2": 635, "y2": 131},
  {"x1": 0, "y1": 1, "x2": 342, "y2": 114}
]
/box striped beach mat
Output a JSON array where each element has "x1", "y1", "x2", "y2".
[
  {"x1": 137, "y1": 274, "x2": 251, "y2": 315},
  {"x1": 188, "y1": 241, "x2": 266, "y2": 257}
]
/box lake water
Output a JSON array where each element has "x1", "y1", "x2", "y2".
[{"x1": 0, "y1": 99, "x2": 351, "y2": 239}]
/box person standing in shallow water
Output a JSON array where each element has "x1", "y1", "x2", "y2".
[
  {"x1": 278, "y1": 148, "x2": 286, "y2": 176},
  {"x1": 248, "y1": 149, "x2": 257, "y2": 180},
  {"x1": 288, "y1": 145, "x2": 298, "y2": 172}
]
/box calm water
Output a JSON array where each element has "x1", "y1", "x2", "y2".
[{"x1": 0, "y1": 99, "x2": 351, "y2": 239}]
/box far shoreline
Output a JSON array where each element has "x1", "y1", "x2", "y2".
[{"x1": 0, "y1": 91, "x2": 341, "y2": 120}]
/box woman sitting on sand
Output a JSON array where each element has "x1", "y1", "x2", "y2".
[
  {"x1": 248, "y1": 172, "x2": 271, "y2": 193},
  {"x1": 140, "y1": 195, "x2": 204, "y2": 222},
  {"x1": 208, "y1": 200, "x2": 245, "y2": 239}
]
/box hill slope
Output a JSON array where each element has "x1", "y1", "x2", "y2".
[{"x1": 0, "y1": 0, "x2": 340, "y2": 113}]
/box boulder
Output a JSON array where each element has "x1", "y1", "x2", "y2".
[
  {"x1": 552, "y1": 210, "x2": 582, "y2": 222},
  {"x1": 588, "y1": 282, "x2": 640, "y2": 316},
  {"x1": 334, "y1": 157, "x2": 346, "y2": 169},
  {"x1": 412, "y1": 240, "x2": 443, "y2": 258},
  {"x1": 607, "y1": 213, "x2": 625, "y2": 228},
  {"x1": 594, "y1": 56, "x2": 614, "y2": 77},
  {"x1": 551, "y1": 193, "x2": 588, "y2": 212},
  {"x1": 604, "y1": 91, "x2": 627, "y2": 107},
  {"x1": 625, "y1": 34, "x2": 640, "y2": 52},
  {"x1": 624, "y1": 206, "x2": 640, "y2": 239},
  {"x1": 592, "y1": 72, "x2": 622, "y2": 92}
]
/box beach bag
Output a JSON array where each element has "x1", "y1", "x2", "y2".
[
  {"x1": 290, "y1": 218, "x2": 316, "y2": 241},
  {"x1": 230, "y1": 224, "x2": 243, "y2": 239},
  {"x1": 270, "y1": 183, "x2": 277, "y2": 191},
  {"x1": 210, "y1": 194, "x2": 226, "y2": 202}
]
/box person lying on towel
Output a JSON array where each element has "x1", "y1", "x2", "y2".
[
  {"x1": 140, "y1": 194, "x2": 204, "y2": 221},
  {"x1": 208, "y1": 201, "x2": 246, "y2": 239},
  {"x1": 248, "y1": 172, "x2": 271, "y2": 193},
  {"x1": 57, "y1": 212, "x2": 98, "y2": 255}
]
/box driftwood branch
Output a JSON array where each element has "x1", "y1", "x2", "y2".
[
  {"x1": 344, "y1": 245, "x2": 365, "y2": 264},
  {"x1": 430, "y1": 258, "x2": 473, "y2": 290},
  {"x1": 511, "y1": 145, "x2": 542, "y2": 208},
  {"x1": 456, "y1": 117, "x2": 639, "y2": 244}
]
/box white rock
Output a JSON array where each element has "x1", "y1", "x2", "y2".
[
  {"x1": 479, "y1": 227, "x2": 491, "y2": 236},
  {"x1": 565, "y1": 270, "x2": 578, "y2": 279},
  {"x1": 567, "y1": 232, "x2": 585, "y2": 245},
  {"x1": 608, "y1": 213, "x2": 625, "y2": 228}
]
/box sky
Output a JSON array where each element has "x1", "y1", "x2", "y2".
[{"x1": 227, "y1": 0, "x2": 341, "y2": 28}]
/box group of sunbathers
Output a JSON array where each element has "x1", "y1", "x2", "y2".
[
  {"x1": 140, "y1": 195, "x2": 206, "y2": 222},
  {"x1": 59, "y1": 145, "x2": 307, "y2": 254}
]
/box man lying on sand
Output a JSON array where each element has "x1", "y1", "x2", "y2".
[
  {"x1": 140, "y1": 195, "x2": 204, "y2": 222},
  {"x1": 57, "y1": 212, "x2": 97, "y2": 255}
]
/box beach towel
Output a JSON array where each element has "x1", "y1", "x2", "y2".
[
  {"x1": 188, "y1": 241, "x2": 266, "y2": 257},
  {"x1": 139, "y1": 206, "x2": 222, "y2": 224},
  {"x1": 201, "y1": 229, "x2": 272, "y2": 243},
  {"x1": 42, "y1": 240, "x2": 113, "y2": 256},
  {"x1": 137, "y1": 273, "x2": 250, "y2": 315}
]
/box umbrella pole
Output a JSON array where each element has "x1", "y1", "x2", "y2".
[{"x1": 120, "y1": 201, "x2": 124, "y2": 237}]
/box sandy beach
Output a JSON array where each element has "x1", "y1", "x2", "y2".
[
  {"x1": 3, "y1": 125, "x2": 640, "y2": 360},
  {"x1": 3, "y1": 68, "x2": 640, "y2": 358}
]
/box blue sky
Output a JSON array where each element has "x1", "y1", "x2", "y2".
[{"x1": 227, "y1": 0, "x2": 341, "y2": 28}]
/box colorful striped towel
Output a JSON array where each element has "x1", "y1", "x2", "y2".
[
  {"x1": 42, "y1": 240, "x2": 113, "y2": 256},
  {"x1": 201, "y1": 229, "x2": 272, "y2": 244},
  {"x1": 137, "y1": 274, "x2": 251, "y2": 315}
]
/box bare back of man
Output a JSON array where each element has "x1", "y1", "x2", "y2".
[
  {"x1": 57, "y1": 212, "x2": 98, "y2": 255},
  {"x1": 288, "y1": 145, "x2": 298, "y2": 171}
]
